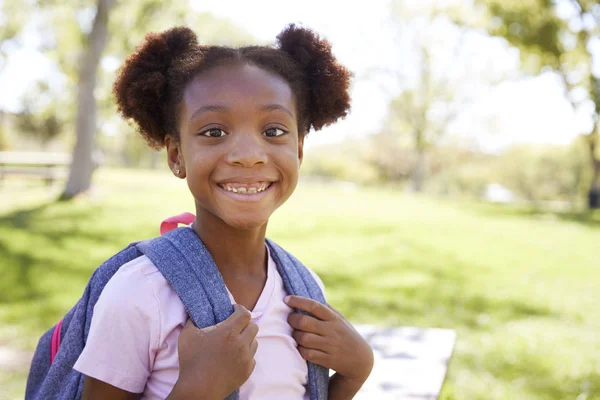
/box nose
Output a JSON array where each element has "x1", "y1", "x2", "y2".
[{"x1": 225, "y1": 132, "x2": 268, "y2": 167}]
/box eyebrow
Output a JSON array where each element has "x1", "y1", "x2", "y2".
[
  {"x1": 261, "y1": 104, "x2": 294, "y2": 118},
  {"x1": 189, "y1": 104, "x2": 294, "y2": 121},
  {"x1": 189, "y1": 105, "x2": 229, "y2": 121}
]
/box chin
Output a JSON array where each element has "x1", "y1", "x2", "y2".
[{"x1": 224, "y1": 215, "x2": 270, "y2": 231}]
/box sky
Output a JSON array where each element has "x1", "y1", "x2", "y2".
[{"x1": 0, "y1": 0, "x2": 596, "y2": 151}]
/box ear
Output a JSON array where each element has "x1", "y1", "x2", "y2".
[
  {"x1": 298, "y1": 134, "x2": 305, "y2": 166},
  {"x1": 165, "y1": 134, "x2": 186, "y2": 178}
]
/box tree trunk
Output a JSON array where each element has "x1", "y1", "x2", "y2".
[
  {"x1": 0, "y1": 110, "x2": 6, "y2": 150},
  {"x1": 588, "y1": 130, "x2": 600, "y2": 209},
  {"x1": 60, "y1": 0, "x2": 114, "y2": 200},
  {"x1": 412, "y1": 149, "x2": 427, "y2": 192},
  {"x1": 411, "y1": 130, "x2": 426, "y2": 192}
]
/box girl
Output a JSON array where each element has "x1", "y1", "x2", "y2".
[{"x1": 73, "y1": 24, "x2": 374, "y2": 399}]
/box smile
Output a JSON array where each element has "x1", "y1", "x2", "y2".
[
  {"x1": 218, "y1": 181, "x2": 272, "y2": 194},
  {"x1": 216, "y1": 181, "x2": 276, "y2": 199}
]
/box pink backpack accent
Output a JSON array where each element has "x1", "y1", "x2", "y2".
[
  {"x1": 50, "y1": 318, "x2": 64, "y2": 364},
  {"x1": 159, "y1": 212, "x2": 196, "y2": 235}
]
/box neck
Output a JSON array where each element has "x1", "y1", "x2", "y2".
[{"x1": 192, "y1": 211, "x2": 267, "y2": 276}]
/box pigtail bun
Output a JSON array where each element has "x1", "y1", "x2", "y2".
[
  {"x1": 277, "y1": 24, "x2": 352, "y2": 131},
  {"x1": 113, "y1": 27, "x2": 200, "y2": 149}
]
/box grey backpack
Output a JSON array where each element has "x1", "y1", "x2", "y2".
[{"x1": 26, "y1": 227, "x2": 329, "y2": 399}]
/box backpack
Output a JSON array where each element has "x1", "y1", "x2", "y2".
[{"x1": 25, "y1": 216, "x2": 329, "y2": 399}]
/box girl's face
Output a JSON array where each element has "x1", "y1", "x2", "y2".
[{"x1": 167, "y1": 63, "x2": 304, "y2": 231}]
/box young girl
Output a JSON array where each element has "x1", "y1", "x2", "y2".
[{"x1": 73, "y1": 24, "x2": 374, "y2": 399}]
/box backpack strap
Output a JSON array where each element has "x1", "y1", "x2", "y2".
[
  {"x1": 266, "y1": 239, "x2": 329, "y2": 400},
  {"x1": 136, "y1": 227, "x2": 239, "y2": 400},
  {"x1": 136, "y1": 227, "x2": 233, "y2": 328},
  {"x1": 138, "y1": 226, "x2": 329, "y2": 400}
]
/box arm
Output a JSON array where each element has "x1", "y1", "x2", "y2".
[
  {"x1": 73, "y1": 262, "x2": 161, "y2": 396},
  {"x1": 81, "y1": 376, "x2": 142, "y2": 400},
  {"x1": 328, "y1": 373, "x2": 368, "y2": 400}
]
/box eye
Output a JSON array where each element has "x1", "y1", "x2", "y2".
[
  {"x1": 201, "y1": 128, "x2": 227, "y2": 138},
  {"x1": 264, "y1": 127, "x2": 287, "y2": 138}
]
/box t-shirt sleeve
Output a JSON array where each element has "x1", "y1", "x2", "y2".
[{"x1": 73, "y1": 258, "x2": 161, "y2": 394}]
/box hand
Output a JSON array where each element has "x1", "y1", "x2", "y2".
[
  {"x1": 170, "y1": 304, "x2": 259, "y2": 400},
  {"x1": 285, "y1": 296, "x2": 374, "y2": 383}
]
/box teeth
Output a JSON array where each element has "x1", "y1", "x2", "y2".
[{"x1": 221, "y1": 182, "x2": 271, "y2": 194}]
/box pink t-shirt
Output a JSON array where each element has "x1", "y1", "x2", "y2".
[{"x1": 74, "y1": 245, "x2": 325, "y2": 400}]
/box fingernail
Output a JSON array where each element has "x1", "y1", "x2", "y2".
[{"x1": 284, "y1": 296, "x2": 291, "y2": 304}]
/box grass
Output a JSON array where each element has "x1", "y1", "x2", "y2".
[{"x1": 1, "y1": 168, "x2": 599, "y2": 399}]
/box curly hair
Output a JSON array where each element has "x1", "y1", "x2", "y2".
[{"x1": 112, "y1": 24, "x2": 352, "y2": 149}]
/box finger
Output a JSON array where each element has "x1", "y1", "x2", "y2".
[
  {"x1": 292, "y1": 330, "x2": 329, "y2": 352},
  {"x1": 298, "y1": 345, "x2": 329, "y2": 367},
  {"x1": 183, "y1": 318, "x2": 196, "y2": 330},
  {"x1": 288, "y1": 312, "x2": 326, "y2": 335},
  {"x1": 327, "y1": 303, "x2": 343, "y2": 316},
  {"x1": 285, "y1": 296, "x2": 335, "y2": 321},
  {"x1": 249, "y1": 339, "x2": 258, "y2": 356},
  {"x1": 179, "y1": 318, "x2": 199, "y2": 338},
  {"x1": 220, "y1": 304, "x2": 252, "y2": 333},
  {"x1": 240, "y1": 321, "x2": 259, "y2": 343}
]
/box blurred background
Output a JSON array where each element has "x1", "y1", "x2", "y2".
[{"x1": 1, "y1": 0, "x2": 599, "y2": 399}]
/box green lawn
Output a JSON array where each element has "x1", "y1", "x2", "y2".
[{"x1": 1, "y1": 168, "x2": 599, "y2": 400}]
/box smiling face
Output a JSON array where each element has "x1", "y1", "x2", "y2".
[{"x1": 167, "y1": 63, "x2": 304, "y2": 231}]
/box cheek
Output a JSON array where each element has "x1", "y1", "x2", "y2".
[
  {"x1": 276, "y1": 147, "x2": 301, "y2": 194},
  {"x1": 279, "y1": 146, "x2": 301, "y2": 171}
]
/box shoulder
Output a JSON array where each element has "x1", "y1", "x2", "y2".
[
  {"x1": 266, "y1": 240, "x2": 327, "y2": 298},
  {"x1": 76, "y1": 256, "x2": 176, "y2": 393},
  {"x1": 100, "y1": 255, "x2": 163, "y2": 302},
  {"x1": 97, "y1": 255, "x2": 183, "y2": 320}
]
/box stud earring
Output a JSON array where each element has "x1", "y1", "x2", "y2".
[{"x1": 175, "y1": 169, "x2": 180, "y2": 174}]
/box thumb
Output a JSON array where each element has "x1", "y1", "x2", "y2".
[
  {"x1": 220, "y1": 304, "x2": 251, "y2": 332},
  {"x1": 183, "y1": 318, "x2": 196, "y2": 330}
]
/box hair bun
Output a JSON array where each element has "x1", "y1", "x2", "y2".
[
  {"x1": 277, "y1": 24, "x2": 352, "y2": 131},
  {"x1": 113, "y1": 27, "x2": 199, "y2": 148}
]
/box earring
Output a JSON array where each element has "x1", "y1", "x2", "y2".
[{"x1": 175, "y1": 168, "x2": 180, "y2": 175}]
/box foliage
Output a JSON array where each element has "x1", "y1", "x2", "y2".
[
  {"x1": 13, "y1": 80, "x2": 70, "y2": 146},
  {"x1": 302, "y1": 138, "x2": 380, "y2": 184},
  {"x1": 471, "y1": 0, "x2": 600, "y2": 206},
  {"x1": 492, "y1": 140, "x2": 588, "y2": 205},
  {"x1": 0, "y1": 1, "x2": 254, "y2": 155},
  {"x1": 377, "y1": 0, "x2": 511, "y2": 191},
  {"x1": 426, "y1": 145, "x2": 496, "y2": 198},
  {"x1": 1, "y1": 169, "x2": 599, "y2": 399}
]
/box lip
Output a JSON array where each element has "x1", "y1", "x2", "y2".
[
  {"x1": 215, "y1": 181, "x2": 276, "y2": 202},
  {"x1": 216, "y1": 177, "x2": 277, "y2": 185}
]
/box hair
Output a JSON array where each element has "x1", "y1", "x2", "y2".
[{"x1": 113, "y1": 24, "x2": 352, "y2": 149}]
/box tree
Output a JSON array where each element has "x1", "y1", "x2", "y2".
[
  {"x1": 15, "y1": 81, "x2": 66, "y2": 148},
  {"x1": 60, "y1": 0, "x2": 115, "y2": 199},
  {"x1": 471, "y1": 0, "x2": 600, "y2": 208},
  {"x1": 370, "y1": 1, "x2": 508, "y2": 191},
  {"x1": 0, "y1": 0, "x2": 253, "y2": 199},
  {"x1": 386, "y1": 46, "x2": 461, "y2": 191},
  {"x1": 0, "y1": 0, "x2": 30, "y2": 149}
]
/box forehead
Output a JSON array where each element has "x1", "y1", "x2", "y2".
[{"x1": 182, "y1": 63, "x2": 296, "y2": 115}]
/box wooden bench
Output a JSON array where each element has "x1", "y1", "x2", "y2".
[
  {"x1": 0, "y1": 152, "x2": 71, "y2": 186},
  {"x1": 355, "y1": 325, "x2": 456, "y2": 399}
]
